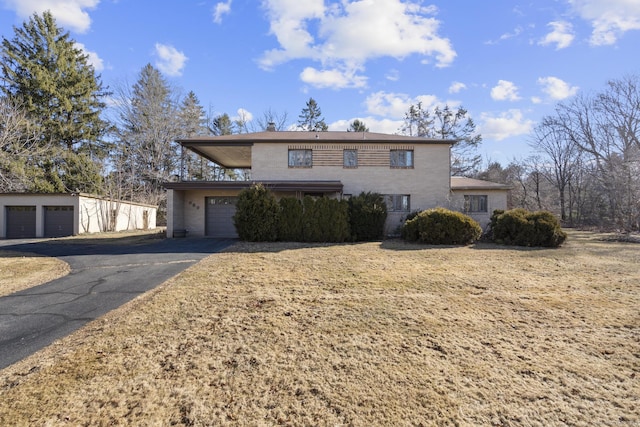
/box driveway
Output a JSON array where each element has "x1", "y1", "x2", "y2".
[{"x1": 0, "y1": 237, "x2": 235, "y2": 370}]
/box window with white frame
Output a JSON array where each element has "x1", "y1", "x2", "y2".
[
  {"x1": 385, "y1": 194, "x2": 410, "y2": 212},
  {"x1": 288, "y1": 149, "x2": 312, "y2": 167},
  {"x1": 343, "y1": 149, "x2": 358, "y2": 168},
  {"x1": 390, "y1": 149, "x2": 414, "y2": 168},
  {"x1": 464, "y1": 195, "x2": 488, "y2": 213}
]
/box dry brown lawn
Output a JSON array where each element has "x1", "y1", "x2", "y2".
[
  {"x1": 0, "y1": 231, "x2": 638, "y2": 426},
  {"x1": 0, "y1": 251, "x2": 69, "y2": 297}
]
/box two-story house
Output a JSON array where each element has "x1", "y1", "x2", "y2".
[{"x1": 164, "y1": 129, "x2": 509, "y2": 238}]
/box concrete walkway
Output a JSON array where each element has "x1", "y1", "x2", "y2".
[{"x1": 0, "y1": 237, "x2": 234, "y2": 370}]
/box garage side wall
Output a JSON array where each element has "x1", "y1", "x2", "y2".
[{"x1": 78, "y1": 196, "x2": 157, "y2": 234}]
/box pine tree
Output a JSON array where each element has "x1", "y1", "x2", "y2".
[
  {"x1": 297, "y1": 98, "x2": 328, "y2": 131},
  {"x1": 0, "y1": 11, "x2": 108, "y2": 193}
]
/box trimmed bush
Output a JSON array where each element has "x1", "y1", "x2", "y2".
[
  {"x1": 402, "y1": 207, "x2": 482, "y2": 245},
  {"x1": 348, "y1": 192, "x2": 387, "y2": 241},
  {"x1": 490, "y1": 208, "x2": 567, "y2": 247},
  {"x1": 302, "y1": 196, "x2": 350, "y2": 242},
  {"x1": 278, "y1": 197, "x2": 304, "y2": 241},
  {"x1": 233, "y1": 184, "x2": 279, "y2": 241}
]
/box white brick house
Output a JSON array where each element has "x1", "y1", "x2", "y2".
[{"x1": 165, "y1": 130, "x2": 509, "y2": 238}]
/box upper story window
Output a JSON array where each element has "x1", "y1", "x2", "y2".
[
  {"x1": 390, "y1": 150, "x2": 414, "y2": 168},
  {"x1": 464, "y1": 195, "x2": 488, "y2": 213},
  {"x1": 343, "y1": 149, "x2": 358, "y2": 168},
  {"x1": 288, "y1": 149, "x2": 312, "y2": 168}
]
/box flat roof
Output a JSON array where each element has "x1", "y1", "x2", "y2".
[
  {"x1": 179, "y1": 131, "x2": 454, "y2": 169},
  {"x1": 164, "y1": 180, "x2": 343, "y2": 193},
  {"x1": 450, "y1": 177, "x2": 512, "y2": 191}
]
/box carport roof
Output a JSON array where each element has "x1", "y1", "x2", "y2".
[
  {"x1": 178, "y1": 131, "x2": 454, "y2": 169},
  {"x1": 164, "y1": 180, "x2": 343, "y2": 193}
]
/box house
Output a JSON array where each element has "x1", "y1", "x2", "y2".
[
  {"x1": 449, "y1": 177, "x2": 511, "y2": 228},
  {"x1": 164, "y1": 130, "x2": 509, "y2": 238},
  {"x1": 0, "y1": 193, "x2": 157, "y2": 239}
]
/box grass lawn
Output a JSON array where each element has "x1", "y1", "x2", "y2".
[
  {"x1": 0, "y1": 251, "x2": 69, "y2": 297},
  {"x1": 0, "y1": 231, "x2": 638, "y2": 426}
]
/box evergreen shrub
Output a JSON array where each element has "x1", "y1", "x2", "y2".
[
  {"x1": 302, "y1": 196, "x2": 350, "y2": 242},
  {"x1": 402, "y1": 207, "x2": 482, "y2": 245},
  {"x1": 348, "y1": 192, "x2": 387, "y2": 241},
  {"x1": 233, "y1": 184, "x2": 279, "y2": 241},
  {"x1": 278, "y1": 197, "x2": 303, "y2": 241},
  {"x1": 490, "y1": 208, "x2": 567, "y2": 247}
]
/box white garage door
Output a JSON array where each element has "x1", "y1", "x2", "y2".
[{"x1": 205, "y1": 197, "x2": 238, "y2": 238}]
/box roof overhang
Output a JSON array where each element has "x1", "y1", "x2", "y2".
[
  {"x1": 164, "y1": 180, "x2": 343, "y2": 193},
  {"x1": 178, "y1": 131, "x2": 454, "y2": 169},
  {"x1": 450, "y1": 177, "x2": 512, "y2": 191}
]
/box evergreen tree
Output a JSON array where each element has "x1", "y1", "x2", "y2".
[
  {"x1": 297, "y1": 98, "x2": 328, "y2": 131},
  {"x1": 347, "y1": 119, "x2": 369, "y2": 132},
  {"x1": 0, "y1": 11, "x2": 109, "y2": 193}
]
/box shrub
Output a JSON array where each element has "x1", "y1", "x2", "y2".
[
  {"x1": 349, "y1": 192, "x2": 387, "y2": 241},
  {"x1": 302, "y1": 196, "x2": 350, "y2": 242},
  {"x1": 278, "y1": 197, "x2": 303, "y2": 241},
  {"x1": 402, "y1": 207, "x2": 482, "y2": 245},
  {"x1": 233, "y1": 184, "x2": 279, "y2": 241},
  {"x1": 490, "y1": 208, "x2": 567, "y2": 247}
]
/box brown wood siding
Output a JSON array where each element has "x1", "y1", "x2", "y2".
[{"x1": 288, "y1": 144, "x2": 414, "y2": 167}]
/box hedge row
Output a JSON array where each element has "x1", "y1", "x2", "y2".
[{"x1": 233, "y1": 185, "x2": 387, "y2": 242}]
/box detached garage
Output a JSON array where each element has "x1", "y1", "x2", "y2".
[{"x1": 0, "y1": 193, "x2": 158, "y2": 239}]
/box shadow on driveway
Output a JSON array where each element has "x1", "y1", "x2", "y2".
[{"x1": 0, "y1": 237, "x2": 235, "y2": 370}]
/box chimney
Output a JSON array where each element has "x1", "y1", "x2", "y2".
[{"x1": 266, "y1": 122, "x2": 276, "y2": 132}]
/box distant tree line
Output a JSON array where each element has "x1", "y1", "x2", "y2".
[{"x1": 474, "y1": 74, "x2": 640, "y2": 232}]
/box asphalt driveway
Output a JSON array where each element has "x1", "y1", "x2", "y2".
[{"x1": 0, "y1": 237, "x2": 235, "y2": 370}]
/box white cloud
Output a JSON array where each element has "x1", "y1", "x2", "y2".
[
  {"x1": 259, "y1": 0, "x2": 455, "y2": 89},
  {"x1": 385, "y1": 69, "x2": 400, "y2": 81},
  {"x1": 448, "y1": 81, "x2": 467, "y2": 94},
  {"x1": 328, "y1": 117, "x2": 402, "y2": 134},
  {"x1": 75, "y1": 42, "x2": 104, "y2": 71},
  {"x1": 485, "y1": 26, "x2": 523, "y2": 45},
  {"x1": 539, "y1": 21, "x2": 575, "y2": 49},
  {"x1": 364, "y1": 91, "x2": 443, "y2": 119},
  {"x1": 537, "y1": 76, "x2": 579, "y2": 100},
  {"x1": 479, "y1": 109, "x2": 534, "y2": 141},
  {"x1": 213, "y1": 0, "x2": 232, "y2": 24},
  {"x1": 154, "y1": 43, "x2": 188, "y2": 77},
  {"x1": 3, "y1": 0, "x2": 99, "y2": 33},
  {"x1": 300, "y1": 66, "x2": 367, "y2": 89},
  {"x1": 490, "y1": 80, "x2": 521, "y2": 101},
  {"x1": 233, "y1": 108, "x2": 253, "y2": 123},
  {"x1": 568, "y1": 0, "x2": 640, "y2": 45}
]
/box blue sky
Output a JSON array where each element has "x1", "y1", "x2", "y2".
[{"x1": 1, "y1": 0, "x2": 639, "y2": 165}]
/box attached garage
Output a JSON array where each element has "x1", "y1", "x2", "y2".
[
  {"x1": 205, "y1": 197, "x2": 238, "y2": 238},
  {"x1": 6, "y1": 206, "x2": 36, "y2": 238},
  {"x1": 44, "y1": 206, "x2": 74, "y2": 237}
]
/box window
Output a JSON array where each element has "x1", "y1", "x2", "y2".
[
  {"x1": 385, "y1": 195, "x2": 410, "y2": 212},
  {"x1": 288, "y1": 149, "x2": 312, "y2": 167},
  {"x1": 343, "y1": 149, "x2": 358, "y2": 168},
  {"x1": 390, "y1": 150, "x2": 414, "y2": 168},
  {"x1": 464, "y1": 195, "x2": 488, "y2": 213}
]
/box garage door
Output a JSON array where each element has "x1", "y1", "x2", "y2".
[
  {"x1": 205, "y1": 197, "x2": 238, "y2": 238},
  {"x1": 44, "y1": 206, "x2": 74, "y2": 237},
  {"x1": 6, "y1": 206, "x2": 36, "y2": 239}
]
